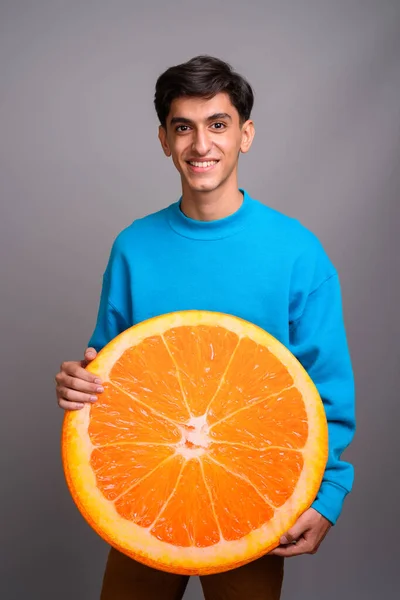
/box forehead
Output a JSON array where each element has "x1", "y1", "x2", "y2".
[{"x1": 168, "y1": 92, "x2": 239, "y2": 123}]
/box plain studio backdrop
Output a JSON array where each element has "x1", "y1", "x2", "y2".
[{"x1": 1, "y1": 1, "x2": 399, "y2": 599}]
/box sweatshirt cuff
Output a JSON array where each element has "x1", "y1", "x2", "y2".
[{"x1": 311, "y1": 481, "x2": 349, "y2": 525}]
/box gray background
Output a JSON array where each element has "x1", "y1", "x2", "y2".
[{"x1": 1, "y1": 0, "x2": 399, "y2": 598}]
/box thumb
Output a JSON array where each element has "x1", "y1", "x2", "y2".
[
  {"x1": 280, "y1": 514, "x2": 310, "y2": 545},
  {"x1": 82, "y1": 347, "x2": 97, "y2": 367}
]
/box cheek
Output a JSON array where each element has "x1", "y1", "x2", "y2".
[
  {"x1": 220, "y1": 135, "x2": 241, "y2": 157},
  {"x1": 170, "y1": 150, "x2": 186, "y2": 172},
  {"x1": 171, "y1": 142, "x2": 189, "y2": 164}
]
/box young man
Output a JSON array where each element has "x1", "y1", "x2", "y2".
[{"x1": 55, "y1": 55, "x2": 355, "y2": 600}]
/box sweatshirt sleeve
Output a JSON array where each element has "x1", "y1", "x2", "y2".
[
  {"x1": 289, "y1": 272, "x2": 356, "y2": 525},
  {"x1": 87, "y1": 236, "x2": 132, "y2": 352},
  {"x1": 87, "y1": 273, "x2": 130, "y2": 352}
]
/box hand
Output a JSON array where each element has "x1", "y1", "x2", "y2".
[
  {"x1": 269, "y1": 508, "x2": 332, "y2": 557},
  {"x1": 55, "y1": 347, "x2": 103, "y2": 411}
]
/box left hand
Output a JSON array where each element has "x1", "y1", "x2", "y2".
[{"x1": 269, "y1": 508, "x2": 332, "y2": 557}]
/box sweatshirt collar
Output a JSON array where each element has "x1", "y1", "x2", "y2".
[{"x1": 166, "y1": 188, "x2": 255, "y2": 240}]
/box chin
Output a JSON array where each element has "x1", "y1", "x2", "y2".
[
  {"x1": 190, "y1": 184, "x2": 217, "y2": 193},
  {"x1": 186, "y1": 178, "x2": 223, "y2": 193}
]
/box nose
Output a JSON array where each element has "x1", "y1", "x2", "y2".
[{"x1": 191, "y1": 128, "x2": 212, "y2": 156}]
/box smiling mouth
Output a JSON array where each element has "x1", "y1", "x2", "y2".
[{"x1": 186, "y1": 160, "x2": 219, "y2": 171}]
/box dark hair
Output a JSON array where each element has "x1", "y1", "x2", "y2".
[{"x1": 154, "y1": 55, "x2": 254, "y2": 128}]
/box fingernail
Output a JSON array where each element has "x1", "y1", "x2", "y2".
[
  {"x1": 96, "y1": 386, "x2": 104, "y2": 393},
  {"x1": 90, "y1": 395, "x2": 98, "y2": 402},
  {"x1": 94, "y1": 378, "x2": 102, "y2": 384},
  {"x1": 280, "y1": 536, "x2": 288, "y2": 544}
]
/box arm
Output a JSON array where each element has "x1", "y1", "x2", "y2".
[
  {"x1": 291, "y1": 272, "x2": 355, "y2": 525},
  {"x1": 270, "y1": 272, "x2": 355, "y2": 556},
  {"x1": 56, "y1": 239, "x2": 130, "y2": 410}
]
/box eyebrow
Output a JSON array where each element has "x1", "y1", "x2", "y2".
[{"x1": 169, "y1": 112, "x2": 232, "y2": 126}]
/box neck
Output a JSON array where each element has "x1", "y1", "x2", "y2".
[{"x1": 180, "y1": 176, "x2": 243, "y2": 221}]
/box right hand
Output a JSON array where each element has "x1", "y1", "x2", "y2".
[{"x1": 56, "y1": 347, "x2": 104, "y2": 411}]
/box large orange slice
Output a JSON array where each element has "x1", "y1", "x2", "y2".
[{"x1": 62, "y1": 310, "x2": 328, "y2": 575}]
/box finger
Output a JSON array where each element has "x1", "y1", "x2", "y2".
[
  {"x1": 57, "y1": 387, "x2": 99, "y2": 404},
  {"x1": 62, "y1": 375, "x2": 104, "y2": 395},
  {"x1": 279, "y1": 514, "x2": 311, "y2": 545},
  {"x1": 82, "y1": 347, "x2": 97, "y2": 367},
  {"x1": 269, "y1": 538, "x2": 311, "y2": 557},
  {"x1": 85, "y1": 347, "x2": 97, "y2": 358},
  {"x1": 62, "y1": 361, "x2": 102, "y2": 384},
  {"x1": 58, "y1": 399, "x2": 85, "y2": 411}
]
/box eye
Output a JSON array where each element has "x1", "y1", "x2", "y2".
[
  {"x1": 211, "y1": 122, "x2": 226, "y2": 130},
  {"x1": 176, "y1": 125, "x2": 191, "y2": 133}
]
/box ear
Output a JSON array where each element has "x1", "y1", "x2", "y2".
[
  {"x1": 158, "y1": 125, "x2": 172, "y2": 157},
  {"x1": 240, "y1": 120, "x2": 255, "y2": 154}
]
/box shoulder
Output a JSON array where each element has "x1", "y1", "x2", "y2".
[
  {"x1": 109, "y1": 205, "x2": 170, "y2": 255},
  {"x1": 251, "y1": 194, "x2": 337, "y2": 288},
  {"x1": 252, "y1": 195, "x2": 328, "y2": 255}
]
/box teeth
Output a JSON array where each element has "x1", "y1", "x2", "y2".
[{"x1": 189, "y1": 160, "x2": 218, "y2": 168}]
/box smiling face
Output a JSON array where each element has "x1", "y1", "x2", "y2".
[{"x1": 158, "y1": 93, "x2": 255, "y2": 195}]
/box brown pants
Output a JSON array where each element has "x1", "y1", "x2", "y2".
[{"x1": 100, "y1": 547, "x2": 284, "y2": 600}]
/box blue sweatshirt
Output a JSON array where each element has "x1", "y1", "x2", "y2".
[{"x1": 88, "y1": 188, "x2": 355, "y2": 525}]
